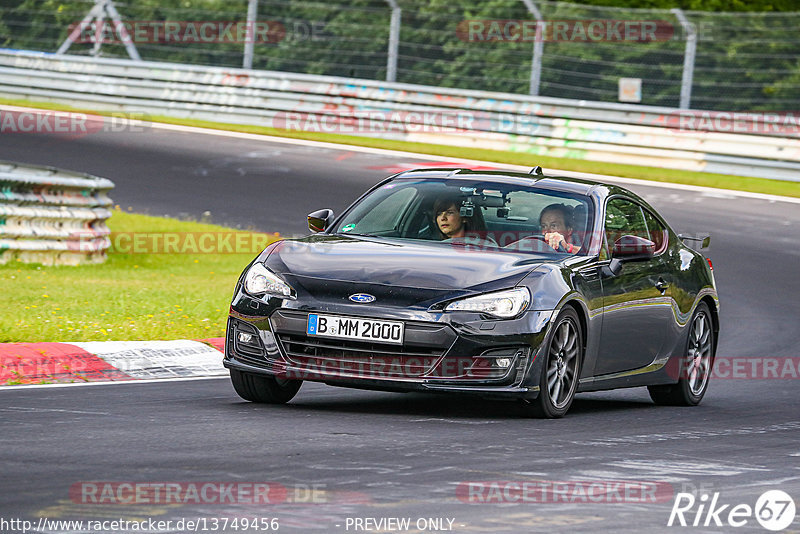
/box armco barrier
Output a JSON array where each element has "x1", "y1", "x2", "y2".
[
  {"x1": 1, "y1": 49, "x2": 799, "y2": 181},
  {"x1": 0, "y1": 160, "x2": 114, "y2": 265}
]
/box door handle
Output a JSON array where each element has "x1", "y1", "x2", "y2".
[{"x1": 655, "y1": 279, "x2": 669, "y2": 293}]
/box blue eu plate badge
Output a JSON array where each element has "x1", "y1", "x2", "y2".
[{"x1": 307, "y1": 314, "x2": 318, "y2": 335}]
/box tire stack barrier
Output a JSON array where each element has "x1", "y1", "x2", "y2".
[{"x1": 0, "y1": 160, "x2": 114, "y2": 265}]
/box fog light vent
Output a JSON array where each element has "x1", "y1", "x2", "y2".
[
  {"x1": 467, "y1": 347, "x2": 525, "y2": 379},
  {"x1": 229, "y1": 320, "x2": 267, "y2": 359},
  {"x1": 495, "y1": 357, "x2": 512, "y2": 368}
]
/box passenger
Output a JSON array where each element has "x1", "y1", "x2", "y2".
[
  {"x1": 539, "y1": 203, "x2": 581, "y2": 253},
  {"x1": 433, "y1": 196, "x2": 469, "y2": 239}
]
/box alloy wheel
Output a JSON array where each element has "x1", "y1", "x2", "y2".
[{"x1": 546, "y1": 318, "x2": 579, "y2": 409}]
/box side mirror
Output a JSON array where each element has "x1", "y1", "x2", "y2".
[
  {"x1": 307, "y1": 209, "x2": 334, "y2": 233},
  {"x1": 679, "y1": 233, "x2": 711, "y2": 250},
  {"x1": 612, "y1": 235, "x2": 655, "y2": 261},
  {"x1": 603, "y1": 258, "x2": 623, "y2": 278}
]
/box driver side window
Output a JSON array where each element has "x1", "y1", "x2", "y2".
[
  {"x1": 353, "y1": 187, "x2": 417, "y2": 234},
  {"x1": 605, "y1": 198, "x2": 648, "y2": 252},
  {"x1": 642, "y1": 208, "x2": 668, "y2": 253}
]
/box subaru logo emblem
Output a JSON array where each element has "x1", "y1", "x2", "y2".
[{"x1": 349, "y1": 293, "x2": 376, "y2": 303}]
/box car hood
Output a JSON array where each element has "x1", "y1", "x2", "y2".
[{"x1": 265, "y1": 235, "x2": 548, "y2": 292}]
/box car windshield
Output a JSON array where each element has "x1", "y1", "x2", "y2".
[{"x1": 331, "y1": 178, "x2": 593, "y2": 255}]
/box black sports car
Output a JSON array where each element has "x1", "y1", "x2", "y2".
[{"x1": 224, "y1": 168, "x2": 719, "y2": 417}]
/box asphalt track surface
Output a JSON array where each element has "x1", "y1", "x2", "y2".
[{"x1": 1, "y1": 127, "x2": 799, "y2": 533}]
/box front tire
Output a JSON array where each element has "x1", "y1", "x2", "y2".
[
  {"x1": 230, "y1": 369, "x2": 302, "y2": 404},
  {"x1": 648, "y1": 302, "x2": 714, "y2": 406},
  {"x1": 523, "y1": 307, "x2": 583, "y2": 418}
]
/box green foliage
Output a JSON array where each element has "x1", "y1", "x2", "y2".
[{"x1": 0, "y1": 0, "x2": 798, "y2": 110}]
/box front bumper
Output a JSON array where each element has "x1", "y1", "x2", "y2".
[{"x1": 224, "y1": 292, "x2": 553, "y2": 399}]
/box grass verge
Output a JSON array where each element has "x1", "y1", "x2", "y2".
[
  {"x1": 0, "y1": 211, "x2": 279, "y2": 343},
  {"x1": 2, "y1": 96, "x2": 798, "y2": 199}
]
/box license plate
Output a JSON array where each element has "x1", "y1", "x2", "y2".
[{"x1": 307, "y1": 314, "x2": 404, "y2": 345}]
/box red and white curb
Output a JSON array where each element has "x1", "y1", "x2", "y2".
[{"x1": 0, "y1": 338, "x2": 227, "y2": 386}]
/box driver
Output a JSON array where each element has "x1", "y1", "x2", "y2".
[{"x1": 539, "y1": 203, "x2": 581, "y2": 253}]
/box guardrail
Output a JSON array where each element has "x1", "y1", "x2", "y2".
[
  {"x1": 0, "y1": 159, "x2": 114, "y2": 265},
  {"x1": 1, "y1": 49, "x2": 799, "y2": 182}
]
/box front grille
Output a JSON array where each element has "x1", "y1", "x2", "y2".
[
  {"x1": 276, "y1": 334, "x2": 445, "y2": 378},
  {"x1": 270, "y1": 309, "x2": 457, "y2": 379}
]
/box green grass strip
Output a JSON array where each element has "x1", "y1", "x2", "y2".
[{"x1": 0, "y1": 211, "x2": 279, "y2": 342}]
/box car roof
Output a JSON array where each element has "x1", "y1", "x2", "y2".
[{"x1": 392, "y1": 168, "x2": 648, "y2": 204}]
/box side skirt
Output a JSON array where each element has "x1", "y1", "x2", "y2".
[{"x1": 577, "y1": 357, "x2": 677, "y2": 393}]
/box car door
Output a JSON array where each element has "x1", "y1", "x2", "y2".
[{"x1": 593, "y1": 197, "x2": 673, "y2": 376}]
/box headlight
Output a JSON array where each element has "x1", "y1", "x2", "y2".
[
  {"x1": 243, "y1": 262, "x2": 294, "y2": 299},
  {"x1": 444, "y1": 287, "x2": 530, "y2": 319}
]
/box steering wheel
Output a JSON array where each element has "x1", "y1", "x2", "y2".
[
  {"x1": 539, "y1": 233, "x2": 572, "y2": 252},
  {"x1": 503, "y1": 234, "x2": 567, "y2": 252}
]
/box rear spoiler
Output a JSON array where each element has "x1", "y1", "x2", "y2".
[{"x1": 678, "y1": 233, "x2": 711, "y2": 251}]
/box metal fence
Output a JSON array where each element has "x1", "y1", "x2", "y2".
[{"x1": 0, "y1": 0, "x2": 798, "y2": 112}]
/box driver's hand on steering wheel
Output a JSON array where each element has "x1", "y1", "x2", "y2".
[{"x1": 544, "y1": 231, "x2": 566, "y2": 250}]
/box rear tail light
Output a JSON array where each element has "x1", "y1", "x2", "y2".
[{"x1": 707, "y1": 258, "x2": 713, "y2": 271}]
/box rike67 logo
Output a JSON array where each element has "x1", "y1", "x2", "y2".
[{"x1": 668, "y1": 490, "x2": 796, "y2": 531}]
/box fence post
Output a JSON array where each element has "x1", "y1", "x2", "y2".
[
  {"x1": 104, "y1": 0, "x2": 140, "y2": 61},
  {"x1": 521, "y1": 0, "x2": 543, "y2": 96},
  {"x1": 56, "y1": 0, "x2": 140, "y2": 61},
  {"x1": 385, "y1": 0, "x2": 401, "y2": 82},
  {"x1": 243, "y1": 0, "x2": 258, "y2": 69},
  {"x1": 672, "y1": 8, "x2": 696, "y2": 109}
]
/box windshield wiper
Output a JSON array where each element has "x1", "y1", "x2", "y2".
[{"x1": 338, "y1": 232, "x2": 376, "y2": 238}]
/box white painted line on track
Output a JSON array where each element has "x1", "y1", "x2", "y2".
[
  {"x1": 0, "y1": 375, "x2": 229, "y2": 391},
  {"x1": 0, "y1": 406, "x2": 110, "y2": 415},
  {"x1": 2, "y1": 103, "x2": 798, "y2": 204}
]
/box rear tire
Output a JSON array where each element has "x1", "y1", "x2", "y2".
[
  {"x1": 648, "y1": 302, "x2": 714, "y2": 406},
  {"x1": 230, "y1": 369, "x2": 302, "y2": 404},
  {"x1": 523, "y1": 307, "x2": 583, "y2": 418}
]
